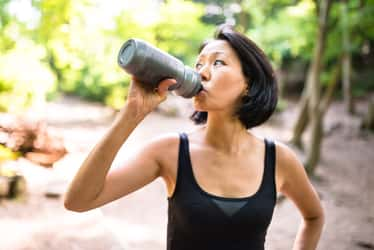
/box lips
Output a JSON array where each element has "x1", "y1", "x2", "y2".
[
  {"x1": 196, "y1": 89, "x2": 206, "y2": 97},
  {"x1": 195, "y1": 85, "x2": 205, "y2": 95}
]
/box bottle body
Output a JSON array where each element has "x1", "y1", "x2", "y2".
[{"x1": 118, "y1": 38, "x2": 202, "y2": 98}]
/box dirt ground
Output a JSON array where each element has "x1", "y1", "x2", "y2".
[{"x1": 0, "y1": 94, "x2": 373, "y2": 250}]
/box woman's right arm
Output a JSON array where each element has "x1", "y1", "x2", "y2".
[{"x1": 63, "y1": 77, "x2": 176, "y2": 212}]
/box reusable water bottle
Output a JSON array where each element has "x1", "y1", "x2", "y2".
[{"x1": 117, "y1": 38, "x2": 203, "y2": 98}]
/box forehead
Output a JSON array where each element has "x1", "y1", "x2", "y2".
[{"x1": 198, "y1": 40, "x2": 236, "y2": 58}]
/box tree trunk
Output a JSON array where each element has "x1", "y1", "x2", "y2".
[
  {"x1": 235, "y1": 0, "x2": 250, "y2": 33},
  {"x1": 275, "y1": 68, "x2": 285, "y2": 99},
  {"x1": 292, "y1": 55, "x2": 341, "y2": 153},
  {"x1": 361, "y1": 94, "x2": 374, "y2": 131},
  {"x1": 305, "y1": 0, "x2": 332, "y2": 174},
  {"x1": 306, "y1": 60, "x2": 341, "y2": 172},
  {"x1": 320, "y1": 58, "x2": 342, "y2": 115},
  {"x1": 341, "y1": 0, "x2": 355, "y2": 114},
  {"x1": 291, "y1": 88, "x2": 309, "y2": 149},
  {"x1": 305, "y1": 112, "x2": 323, "y2": 174},
  {"x1": 47, "y1": 50, "x2": 63, "y2": 93}
]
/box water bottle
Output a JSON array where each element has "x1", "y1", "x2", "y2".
[{"x1": 117, "y1": 38, "x2": 203, "y2": 98}]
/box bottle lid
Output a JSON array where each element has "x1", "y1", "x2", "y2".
[{"x1": 118, "y1": 39, "x2": 136, "y2": 67}]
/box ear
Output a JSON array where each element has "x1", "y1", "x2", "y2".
[
  {"x1": 244, "y1": 76, "x2": 250, "y2": 94},
  {"x1": 241, "y1": 85, "x2": 249, "y2": 97}
]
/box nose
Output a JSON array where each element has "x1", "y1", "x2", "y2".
[{"x1": 198, "y1": 65, "x2": 210, "y2": 82}]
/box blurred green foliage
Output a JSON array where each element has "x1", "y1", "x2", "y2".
[
  {"x1": 0, "y1": 144, "x2": 20, "y2": 163},
  {"x1": 0, "y1": 0, "x2": 372, "y2": 112}
]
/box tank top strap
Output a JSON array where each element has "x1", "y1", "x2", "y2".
[
  {"x1": 175, "y1": 132, "x2": 196, "y2": 189},
  {"x1": 262, "y1": 138, "x2": 277, "y2": 199}
]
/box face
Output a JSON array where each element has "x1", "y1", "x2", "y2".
[{"x1": 193, "y1": 40, "x2": 248, "y2": 114}]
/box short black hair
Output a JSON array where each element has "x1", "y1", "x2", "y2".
[{"x1": 190, "y1": 24, "x2": 278, "y2": 129}]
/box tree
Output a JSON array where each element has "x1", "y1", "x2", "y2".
[
  {"x1": 304, "y1": 0, "x2": 332, "y2": 174},
  {"x1": 361, "y1": 93, "x2": 374, "y2": 131},
  {"x1": 341, "y1": 0, "x2": 355, "y2": 114}
]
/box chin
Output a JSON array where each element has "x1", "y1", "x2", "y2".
[
  {"x1": 192, "y1": 101, "x2": 206, "y2": 111},
  {"x1": 192, "y1": 99, "x2": 201, "y2": 109},
  {"x1": 192, "y1": 106, "x2": 206, "y2": 112}
]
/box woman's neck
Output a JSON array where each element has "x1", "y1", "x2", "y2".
[{"x1": 201, "y1": 112, "x2": 253, "y2": 156}]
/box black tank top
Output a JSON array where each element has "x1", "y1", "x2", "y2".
[{"x1": 167, "y1": 132, "x2": 277, "y2": 250}]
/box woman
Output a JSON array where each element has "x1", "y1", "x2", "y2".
[{"x1": 64, "y1": 25, "x2": 324, "y2": 250}]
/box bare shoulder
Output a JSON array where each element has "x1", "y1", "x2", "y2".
[
  {"x1": 147, "y1": 132, "x2": 185, "y2": 196},
  {"x1": 273, "y1": 140, "x2": 306, "y2": 192},
  {"x1": 147, "y1": 132, "x2": 180, "y2": 149},
  {"x1": 145, "y1": 132, "x2": 180, "y2": 160},
  {"x1": 275, "y1": 140, "x2": 302, "y2": 167},
  {"x1": 146, "y1": 132, "x2": 181, "y2": 171}
]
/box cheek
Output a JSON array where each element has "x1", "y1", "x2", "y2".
[
  {"x1": 193, "y1": 73, "x2": 247, "y2": 110},
  {"x1": 214, "y1": 70, "x2": 247, "y2": 93},
  {"x1": 215, "y1": 78, "x2": 246, "y2": 104}
]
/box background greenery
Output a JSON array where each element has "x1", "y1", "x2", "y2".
[{"x1": 0, "y1": 0, "x2": 373, "y2": 112}]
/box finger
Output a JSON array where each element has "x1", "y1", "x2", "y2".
[
  {"x1": 158, "y1": 79, "x2": 177, "y2": 93},
  {"x1": 156, "y1": 80, "x2": 175, "y2": 100}
]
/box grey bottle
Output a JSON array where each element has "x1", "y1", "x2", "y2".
[{"x1": 117, "y1": 38, "x2": 203, "y2": 98}]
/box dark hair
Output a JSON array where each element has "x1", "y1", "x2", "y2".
[{"x1": 190, "y1": 24, "x2": 278, "y2": 129}]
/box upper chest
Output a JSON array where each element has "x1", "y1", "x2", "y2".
[{"x1": 160, "y1": 134, "x2": 267, "y2": 198}]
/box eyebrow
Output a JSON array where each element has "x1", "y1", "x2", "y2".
[{"x1": 196, "y1": 51, "x2": 226, "y2": 60}]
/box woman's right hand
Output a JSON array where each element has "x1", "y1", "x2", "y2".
[{"x1": 123, "y1": 76, "x2": 177, "y2": 119}]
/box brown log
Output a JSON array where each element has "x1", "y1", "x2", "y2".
[
  {"x1": 0, "y1": 113, "x2": 67, "y2": 167},
  {"x1": 0, "y1": 175, "x2": 26, "y2": 199}
]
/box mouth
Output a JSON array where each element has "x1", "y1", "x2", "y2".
[
  {"x1": 195, "y1": 85, "x2": 206, "y2": 96},
  {"x1": 196, "y1": 89, "x2": 207, "y2": 98},
  {"x1": 201, "y1": 85, "x2": 208, "y2": 92}
]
